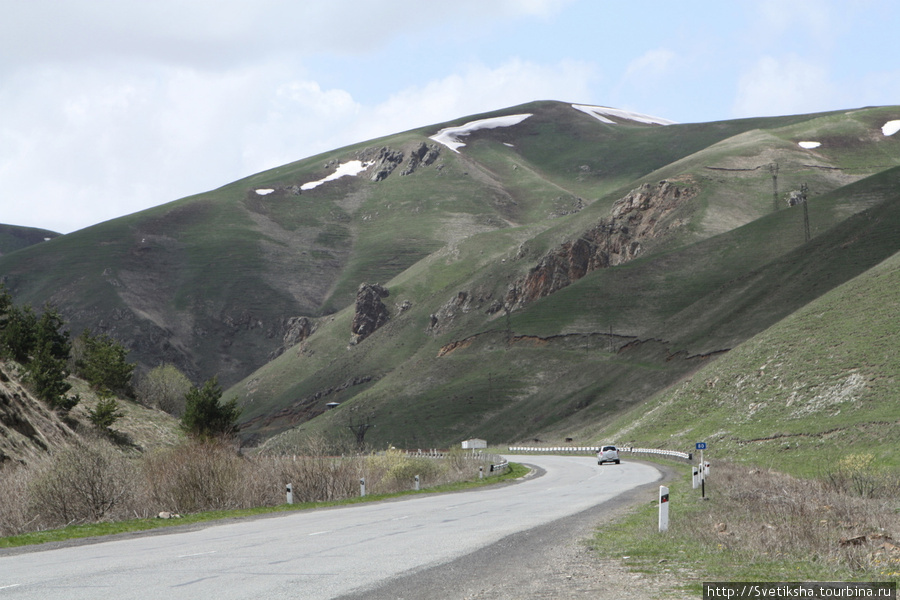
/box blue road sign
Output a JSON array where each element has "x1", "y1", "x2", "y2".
[{"x1": 696, "y1": 442, "x2": 707, "y2": 450}]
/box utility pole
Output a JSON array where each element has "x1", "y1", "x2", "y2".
[
  {"x1": 769, "y1": 163, "x2": 779, "y2": 211},
  {"x1": 800, "y1": 183, "x2": 810, "y2": 242}
]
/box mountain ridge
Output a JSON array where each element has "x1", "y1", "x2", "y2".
[{"x1": 1, "y1": 100, "x2": 898, "y2": 451}]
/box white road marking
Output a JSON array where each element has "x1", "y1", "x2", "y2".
[{"x1": 177, "y1": 551, "x2": 218, "y2": 558}]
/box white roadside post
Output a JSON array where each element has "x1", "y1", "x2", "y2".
[
  {"x1": 286, "y1": 483, "x2": 293, "y2": 505},
  {"x1": 658, "y1": 486, "x2": 670, "y2": 532},
  {"x1": 360, "y1": 477, "x2": 366, "y2": 497},
  {"x1": 692, "y1": 466, "x2": 700, "y2": 489},
  {"x1": 414, "y1": 475, "x2": 420, "y2": 491},
  {"x1": 696, "y1": 442, "x2": 707, "y2": 498}
]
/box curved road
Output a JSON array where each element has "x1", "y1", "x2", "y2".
[{"x1": 0, "y1": 456, "x2": 661, "y2": 599}]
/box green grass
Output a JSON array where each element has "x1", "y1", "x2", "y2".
[
  {"x1": 0, "y1": 462, "x2": 529, "y2": 550},
  {"x1": 235, "y1": 161, "x2": 900, "y2": 448},
  {"x1": 596, "y1": 243, "x2": 900, "y2": 477}
]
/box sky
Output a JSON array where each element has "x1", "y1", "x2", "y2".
[{"x1": 2, "y1": 0, "x2": 899, "y2": 234}]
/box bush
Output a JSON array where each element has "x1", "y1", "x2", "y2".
[
  {"x1": 365, "y1": 448, "x2": 446, "y2": 494},
  {"x1": 0, "y1": 464, "x2": 34, "y2": 537},
  {"x1": 136, "y1": 363, "x2": 192, "y2": 416},
  {"x1": 142, "y1": 440, "x2": 249, "y2": 513},
  {"x1": 28, "y1": 440, "x2": 136, "y2": 527}
]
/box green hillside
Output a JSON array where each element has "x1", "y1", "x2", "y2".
[
  {"x1": 0, "y1": 224, "x2": 60, "y2": 256},
  {"x1": 248, "y1": 165, "x2": 900, "y2": 450},
  {"x1": 1, "y1": 101, "x2": 899, "y2": 451},
  {"x1": 597, "y1": 247, "x2": 900, "y2": 477}
]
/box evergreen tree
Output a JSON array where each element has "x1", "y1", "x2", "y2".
[
  {"x1": 0, "y1": 285, "x2": 11, "y2": 330},
  {"x1": 2, "y1": 304, "x2": 38, "y2": 363},
  {"x1": 181, "y1": 377, "x2": 241, "y2": 438},
  {"x1": 88, "y1": 396, "x2": 125, "y2": 431},
  {"x1": 26, "y1": 306, "x2": 76, "y2": 411},
  {"x1": 75, "y1": 329, "x2": 135, "y2": 397}
]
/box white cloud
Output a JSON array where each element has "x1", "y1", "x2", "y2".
[
  {"x1": 732, "y1": 55, "x2": 835, "y2": 117},
  {"x1": 625, "y1": 49, "x2": 676, "y2": 79},
  {"x1": 361, "y1": 59, "x2": 595, "y2": 139},
  {"x1": 0, "y1": 0, "x2": 576, "y2": 71},
  {"x1": 756, "y1": 0, "x2": 833, "y2": 42},
  {"x1": 0, "y1": 56, "x2": 593, "y2": 233}
]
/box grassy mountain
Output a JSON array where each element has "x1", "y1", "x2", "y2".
[
  {"x1": 1, "y1": 101, "x2": 898, "y2": 451},
  {"x1": 596, "y1": 246, "x2": 900, "y2": 477},
  {"x1": 0, "y1": 224, "x2": 60, "y2": 256}
]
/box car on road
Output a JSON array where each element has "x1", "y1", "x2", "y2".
[{"x1": 597, "y1": 445, "x2": 620, "y2": 465}]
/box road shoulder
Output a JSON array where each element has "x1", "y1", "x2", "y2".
[{"x1": 337, "y1": 460, "x2": 690, "y2": 600}]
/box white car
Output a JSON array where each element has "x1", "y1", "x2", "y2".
[{"x1": 597, "y1": 445, "x2": 620, "y2": 465}]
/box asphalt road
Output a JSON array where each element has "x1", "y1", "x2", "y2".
[{"x1": 0, "y1": 455, "x2": 661, "y2": 600}]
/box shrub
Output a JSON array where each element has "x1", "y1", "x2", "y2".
[
  {"x1": 28, "y1": 440, "x2": 136, "y2": 527},
  {"x1": 0, "y1": 464, "x2": 34, "y2": 537},
  {"x1": 142, "y1": 440, "x2": 248, "y2": 513},
  {"x1": 136, "y1": 363, "x2": 192, "y2": 416},
  {"x1": 365, "y1": 448, "x2": 446, "y2": 494}
]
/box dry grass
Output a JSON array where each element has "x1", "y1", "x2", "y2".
[
  {"x1": 594, "y1": 459, "x2": 900, "y2": 585},
  {"x1": 697, "y1": 462, "x2": 900, "y2": 577},
  {"x1": 0, "y1": 435, "x2": 496, "y2": 538}
]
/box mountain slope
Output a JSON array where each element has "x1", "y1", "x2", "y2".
[
  {"x1": 245, "y1": 164, "x2": 900, "y2": 450},
  {"x1": 595, "y1": 246, "x2": 900, "y2": 476},
  {"x1": 1, "y1": 101, "x2": 899, "y2": 451},
  {"x1": 0, "y1": 224, "x2": 60, "y2": 256}
]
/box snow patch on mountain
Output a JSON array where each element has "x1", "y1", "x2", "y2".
[
  {"x1": 572, "y1": 104, "x2": 676, "y2": 126},
  {"x1": 429, "y1": 114, "x2": 533, "y2": 152},
  {"x1": 798, "y1": 141, "x2": 822, "y2": 149},
  {"x1": 301, "y1": 160, "x2": 372, "y2": 191},
  {"x1": 883, "y1": 120, "x2": 900, "y2": 136},
  {"x1": 255, "y1": 189, "x2": 275, "y2": 195}
]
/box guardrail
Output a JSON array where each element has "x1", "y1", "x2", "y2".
[
  {"x1": 506, "y1": 446, "x2": 692, "y2": 462},
  {"x1": 401, "y1": 450, "x2": 509, "y2": 474},
  {"x1": 489, "y1": 458, "x2": 509, "y2": 473}
]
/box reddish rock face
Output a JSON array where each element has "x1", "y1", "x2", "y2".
[{"x1": 506, "y1": 180, "x2": 696, "y2": 310}]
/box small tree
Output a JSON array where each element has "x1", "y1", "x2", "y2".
[
  {"x1": 88, "y1": 395, "x2": 125, "y2": 432},
  {"x1": 181, "y1": 377, "x2": 241, "y2": 438},
  {"x1": 74, "y1": 329, "x2": 135, "y2": 397},
  {"x1": 1, "y1": 304, "x2": 37, "y2": 363},
  {"x1": 136, "y1": 363, "x2": 192, "y2": 416},
  {"x1": 26, "y1": 306, "x2": 77, "y2": 411},
  {"x1": 0, "y1": 285, "x2": 12, "y2": 330}
]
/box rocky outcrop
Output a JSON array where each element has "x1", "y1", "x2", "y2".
[
  {"x1": 400, "y1": 142, "x2": 441, "y2": 176},
  {"x1": 269, "y1": 316, "x2": 315, "y2": 359},
  {"x1": 427, "y1": 289, "x2": 497, "y2": 335},
  {"x1": 0, "y1": 362, "x2": 75, "y2": 465},
  {"x1": 357, "y1": 143, "x2": 441, "y2": 182},
  {"x1": 506, "y1": 180, "x2": 696, "y2": 309},
  {"x1": 358, "y1": 147, "x2": 405, "y2": 182},
  {"x1": 350, "y1": 283, "x2": 390, "y2": 343}
]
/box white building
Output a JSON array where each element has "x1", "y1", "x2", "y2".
[{"x1": 461, "y1": 438, "x2": 487, "y2": 450}]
